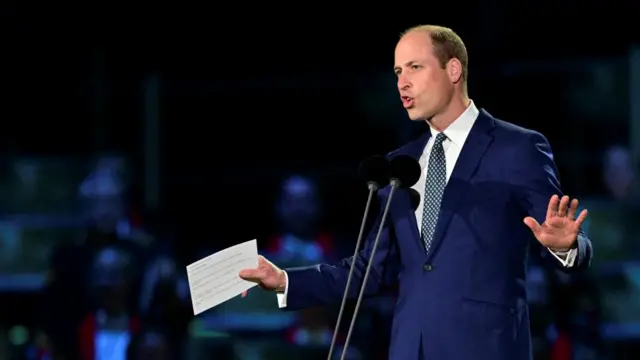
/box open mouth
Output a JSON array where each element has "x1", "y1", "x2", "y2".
[{"x1": 401, "y1": 96, "x2": 414, "y2": 107}]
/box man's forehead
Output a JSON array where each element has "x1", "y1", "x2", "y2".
[{"x1": 395, "y1": 31, "x2": 434, "y2": 62}]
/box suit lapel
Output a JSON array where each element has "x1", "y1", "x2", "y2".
[
  {"x1": 425, "y1": 109, "x2": 496, "y2": 262},
  {"x1": 400, "y1": 131, "x2": 432, "y2": 160},
  {"x1": 389, "y1": 131, "x2": 431, "y2": 252}
]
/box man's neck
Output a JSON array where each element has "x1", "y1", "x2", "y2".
[{"x1": 427, "y1": 95, "x2": 471, "y2": 132}]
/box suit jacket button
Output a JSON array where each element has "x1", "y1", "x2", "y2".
[{"x1": 423, "y1": 264, "x2": 433, "y2": 271}]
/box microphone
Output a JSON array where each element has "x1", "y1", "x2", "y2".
[
  {"x1": 326, "y1": 155, "x2": 390, "y2": 360},
  {"x1": 388, "y1": 155, "x2": 422, "y2": 189},
  {"x1": 358, "y1": 155, "x2": 391, "y2": 191},
  {"x1": 409, "y1": 188, "x2": 421, "y2": 210},
  {"x1": 340, "y1": 155, "x2": 421, "y2": 360}
]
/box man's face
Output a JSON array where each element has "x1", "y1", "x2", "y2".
[{"x1": 394, "y1": 31, "x2": 454, "y2": 121}]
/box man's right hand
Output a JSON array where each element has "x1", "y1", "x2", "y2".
[{"x1": 239, "y1": 255, "x2": 286, "y2": 297}]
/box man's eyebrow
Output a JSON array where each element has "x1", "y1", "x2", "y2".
[{"x1": 393, "y1": 61, "x2": 417, "y2": 72}]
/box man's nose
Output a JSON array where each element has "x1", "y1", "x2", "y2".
[{"x1": 397, "y1": 76, "x2": 411, "y2": 91}]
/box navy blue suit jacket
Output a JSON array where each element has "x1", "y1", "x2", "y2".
[{"x1": 284, "y1": 109, "x2": 593, "y2": 360}]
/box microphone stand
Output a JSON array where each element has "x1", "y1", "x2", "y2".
[
  {"x1": 339, "y1": 179, "x2": 399, "y2": 360},
  {"x1": 326, "y1": 181, "x2": 380, "y2": 360}
]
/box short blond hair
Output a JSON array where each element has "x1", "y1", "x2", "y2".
[{"x1": 402, "y1": 25, "x2": 469, "y2": 92}]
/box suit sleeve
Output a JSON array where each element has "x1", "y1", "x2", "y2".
[
  {"x1": 282, "y1": 191, "x2": 400, "y2": 310},
  {"x1": 513, "y1": 131, "x2": 593, "y2": 272}
]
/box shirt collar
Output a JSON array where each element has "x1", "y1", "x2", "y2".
[{"x1": 429, "y1": 100, "x2": 479, "y2": 146}]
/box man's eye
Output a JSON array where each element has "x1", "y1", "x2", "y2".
[{"x1": 411, "y1": 65, "x2": 421, "y2": 70}]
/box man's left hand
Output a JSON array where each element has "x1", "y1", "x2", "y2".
[{"x1": 524, "y1": 194, "x2": 588, "y2": 251}]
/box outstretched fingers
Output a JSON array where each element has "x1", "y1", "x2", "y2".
[
  {"x1": 567, "y1": 198, "x2": 579, "y2": 219},
  {"x1": 574, "y1": 208, "x2": 588, "y2": 228},
  {"x1": 557, "y1": 196, "x2": 570, "y2": 217},
  {"x1": 546, "y1": 194, "x2": 560, "y2": 219}
]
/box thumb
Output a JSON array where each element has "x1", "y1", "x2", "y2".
[
  {"x1": 239, "y1": 269, "x2": 265, "y2": 281},
  {"x1": 523, "y1": 216, "x2": 541, "y2": 234}
]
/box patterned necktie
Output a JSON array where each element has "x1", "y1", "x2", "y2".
[{"x1": 421, "y1": 133, "x2": 447, "y2": 253}]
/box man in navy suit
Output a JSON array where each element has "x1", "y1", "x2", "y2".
[{"x1": 240, "y1": 25, "x2": 592, "y2": 360}]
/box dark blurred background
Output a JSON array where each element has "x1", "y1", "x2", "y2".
[{"x1": 1, "y1": 3, "x2": 640, "y2": 360}]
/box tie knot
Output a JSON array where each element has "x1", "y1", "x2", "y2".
[{"x1": 434, "y1": 132, "x2": 447, "y2": 146}]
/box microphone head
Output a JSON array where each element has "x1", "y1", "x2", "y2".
[
  {"x1": 408, "y1": 188, "x2": 421, "y2": 210},
  {"x1": 389, "y1": 155, "x2": 421, "y2": 188},
  {"x1": 358, "y1": 155, "x2": 390, "y2": 188}
]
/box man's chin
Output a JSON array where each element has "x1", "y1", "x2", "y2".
[{"x1": 406, "y1": 109, "x2": 426, "y2": 121}]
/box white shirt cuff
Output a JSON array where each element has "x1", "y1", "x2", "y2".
[
  {"x1": 547, "y1": 247, "x2": 577, "y2": 267},
  {"x1": 276, "y1": 271, "x2": 289, "y2": 308}
]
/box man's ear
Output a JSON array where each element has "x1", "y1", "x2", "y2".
[{"x1": 447, "y1": 58, "x2": 462, "y2": 84}]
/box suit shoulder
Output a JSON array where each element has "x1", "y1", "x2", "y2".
[
  {"x1": 493, "y1": 117, "x2": 549, "y2": 144},
  {"x1": 385, "y1": 134, "x2": 428, "y2": 159},
  {"x1": 386, "y1": 147, "x2": 403, "y2": 159},
  {"x1": 491, "y1": 117, "x2": 557, "y2": 168}
]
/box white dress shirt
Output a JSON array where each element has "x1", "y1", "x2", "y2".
[{"x1": 277, "y1": 101, "x2": 576, "y2": 308}]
